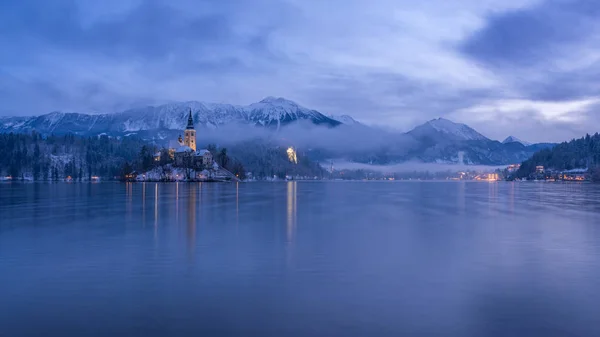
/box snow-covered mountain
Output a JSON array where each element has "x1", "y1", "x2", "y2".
[
  {"x1": 502, "y1": 136, "x2": 531, "y2": 146},
  {"x1": 0, "y1": 97, "x2": 340, "y2": 136},
  {"x1": 397, "y1": 118, "x2": 554, "y2": 165},
  {"x1": 0, "y1": 103, "x2": 555, "y2": 165},
  {"x1": 408, "y1": 118, "x2": 489, "y2": 142},
  {"x1": 329, "y1": 114, "x2": 360, "y2": 125},
  {"x1": 245, "y1": 97, "x2": 339, "y2": 128}
]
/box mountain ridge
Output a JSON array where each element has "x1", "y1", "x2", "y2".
[
  {"x1": 502, "y1": 136, "x2": 531, "y2": 146},
  {"x1": 0, "y1": 97, "x2": 340, "y2": 136},
  {"x1": 0, "y1": 99, "x2": 555, "y2": 165}
]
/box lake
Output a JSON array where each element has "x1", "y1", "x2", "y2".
[{"x1": 1, "y1": 181, "x2": 600, "y2": 336}]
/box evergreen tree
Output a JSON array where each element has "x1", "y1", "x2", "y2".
[
  {"x1": 33, "y1": 143, "x2": 41, "y2": 181},
  {"x1": 218, "y1": 148, "x2": 229, "y2": 168},
  {"x1": 138, "y1": 145, "x2": 155, "y2": 172},
  {"x1": 515, "y1": 133, "x2": 600, "y2": 179}
]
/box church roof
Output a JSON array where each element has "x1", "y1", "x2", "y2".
[
  {"x1": 196, "y1": 149, "x2": 211, "y2": 156},
  {"x1": 186, "y1": 108, "x2": 195, "y2": 130},
  {"x1": 175, "y1": 146, "x2": 194, "y2": 153}
]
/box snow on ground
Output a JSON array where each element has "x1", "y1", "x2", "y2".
[{"x1": 427, "y1": 118, "x2": 488, "y2": 141}]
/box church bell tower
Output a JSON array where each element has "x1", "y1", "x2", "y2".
[{"x1": 184, "y1": 108, "x2": 196, "y2": 151}]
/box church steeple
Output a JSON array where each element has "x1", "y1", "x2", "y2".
[
  {"x1": 183, "y1": 108, "x2": 197, "y2": 151},
  {"x1": 186, "y1": 108, "x2": 194, "y2": 130}
]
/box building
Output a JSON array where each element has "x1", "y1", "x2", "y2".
[
  {"x1": 183, "y1": 109, "x2": 196, "y2": 151},
  {"x1": 153, "y1": 148, "x2": 176, "y2": 162},
  {"x1": 196, "y1": 149, "x2": 213, "y2": 167},
  {"x1": 507, "y1": 164, "x2": 521, "y2": 173},
  {"x1": 560, "y1": 168, "x2": 588, "y2": 181},
  {"x1": 536, "y1": 165, "x2": 545, "y2": 174},
  {"x1": 171, "y1": 110, "x2": 214, "y2": 170},
  {"x1": 174, "y1": 146, "x2": 195, "y2": 166}
]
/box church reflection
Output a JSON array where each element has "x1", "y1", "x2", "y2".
[
  {"x1": 187, "y1": 183, "x2": 197, "y2": 252},
  {"x1": 287, "y1": 181, "x2": 297, "y2": 243},
  {"x1": 125, "y1": 182, "x2": 133, "y2": 219}
]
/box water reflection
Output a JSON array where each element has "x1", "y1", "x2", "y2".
[
  {"x1": 154, "y1": 183, "x2": 158, "y2": 237},
  {"x1": 287, "y1": 181, "x2": 297, "y2": 243},
  {"x1": 488, "y1": 182, "x2": 498, "y2": 215},
  {"x1": 2, "y1": 182, "x2": 600, "y2": 336},
  {"x1": 126, "y1": 182, "x2": 133, "y2": 219},
  {"x1": 509, "y1": 182, "x2": 515, "y2": 216},
  {"x1": 187, "y1": 183, "x2": 197, "y2": 253},
  {"x1": 456, "y1": 182, "x2": 465, "y2": 214},
  {"x1": 142, "y1": 182, "x2": 146, "y2": 225},
  {"x1": 176, "y1": 182, "x2": 179, "y2": 223}
]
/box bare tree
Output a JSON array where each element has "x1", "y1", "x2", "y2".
[
  {"x1": 157, "y1": 148, "x2": 173, "y2": 181},
  {"x1": 182, "y1": 151, "x2": 195, "y2": 181}
]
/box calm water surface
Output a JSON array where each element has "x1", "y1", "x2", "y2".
[{"x1": 1, "y1": 181, "x2": 600, "y2": 337}]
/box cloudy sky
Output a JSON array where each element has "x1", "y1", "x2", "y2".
[{"x1": 1, "y1": 0, "x2": 600, "y2": 142}]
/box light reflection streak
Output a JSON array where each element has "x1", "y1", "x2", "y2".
[
  {"x1": 126, "y1": 182, "x2": 133, "y2": 220},
  {"x1": 154, "y1": 183, "x2": 158, "y2": 238},
  {"x1": 488, "y1": 181, "x2": 498, "y2": 215},
  {"x1": 176, "y1": 182, "x2": 179, "y2": 224},
  {"x1": 188, "y1": 183, "x2": 197, "y2": 255},
  {"x1": 287, "y1": 181, "x2": 297, "y2": 243},
  {"x1": 142, "y1": 182, "x2": 146, "y2": 226},
  {"x1": 457, "y1": 181, "x2": 465, "y2": 214}
]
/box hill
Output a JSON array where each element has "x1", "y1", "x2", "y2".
[
  {"x1": 0, "y1": 132, "x2": 325, "y2": 181},
  {"x1": 515, "y1": 133, "x2": 600, "y2": 179}
]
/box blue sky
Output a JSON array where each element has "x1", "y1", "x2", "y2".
[{"x1": 1, "y1": 0, "x2": 600, "y2": 142}]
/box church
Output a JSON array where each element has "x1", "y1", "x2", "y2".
[{"x1": 155, "y1": 109, "x2": 214, "y2": 169}]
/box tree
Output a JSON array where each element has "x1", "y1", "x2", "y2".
[
  {"x1": 181, "y1": 151, "x2": 195, "y2": 180},
  {"x1": 515, "y1": 132, "x2": 600, "y2": 179},
  {"x1": 231, "y1": 160, "x2": 246, "y2": 180},
  {"x1": 218, "y1": 148, "x2": 229, "y2": 168},
  {"x1": 592, "y1": 167, "x2": 600, "y2": 183},
  {"x1": 157, "y1": 148, "x2": 173, "y2": 181},
  {"x1": 52, "y1": 167, "x2": 59, "y2": 182},
  {"x1": 120, "y1": 162, "x2": 134, "y2": 181},
  {"x1": 138, "y1": 145, "x2": 155, "y2": 172},
  {"x1": 207, "y1": 144, "x2": 217, "y2": 154},
  {"x1": 42, "y1": 162, "x2": 49, "y2": 181},
  {"x1": 33, "y1": 143, "x2": 41, "y2": 181}
]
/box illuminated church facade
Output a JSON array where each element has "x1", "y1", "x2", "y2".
[
  {"x1": 156, "y1": 109, "x2": 214, "y2": 168},
  {"x1": 181, "y1": 110, "x2": 197, "y2": 151}
]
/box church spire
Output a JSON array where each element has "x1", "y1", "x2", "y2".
[{"x1": 186, "y1": 108, "x2": 194, "y2": 129}]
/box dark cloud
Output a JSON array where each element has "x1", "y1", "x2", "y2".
[
  {"x1": 463, "y1": 4, "x2": 585, "y2": 67},
  {"x1": 461, "y1": 0, "x2": 600, "y2": 101},
  {"x1": 0, "y1": 0, "x2": 280, "y2": 68},
  {"x1": 0, "y1": 0, "x2": 599, "y2": 143}
]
